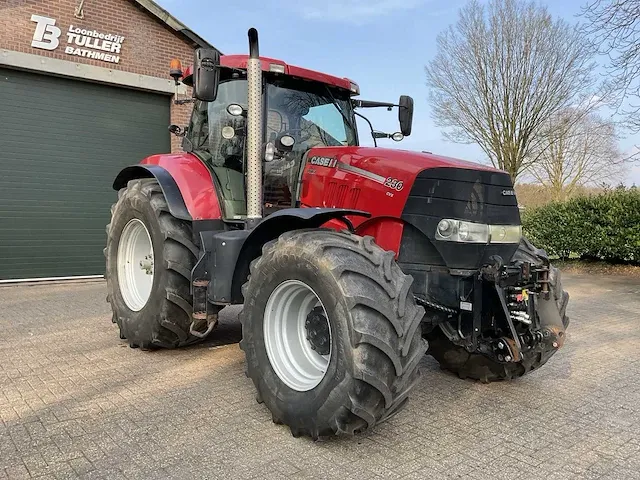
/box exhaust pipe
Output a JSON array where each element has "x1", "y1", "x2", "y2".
[{"x1": 246, "y1": 28, "x2": 263, "y2": 229}]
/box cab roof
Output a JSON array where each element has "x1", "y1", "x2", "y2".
[{"x1": 182, "y1": 55, "x2": 357, "y2": 94}]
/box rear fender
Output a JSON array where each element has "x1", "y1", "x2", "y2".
[
  {"x1": 112, "y1": 153, "x2": 222, "y2": 221},
  {"x1": 113, "y1": 165, "x2": 191, "y2": 220}
]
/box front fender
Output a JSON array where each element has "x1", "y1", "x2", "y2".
[
  {"x1": 251, "y1": 208, "x2": 370, "y2": 238},
  {"x1": 229, "y1": 208, "x2": 370, "y2": 302}
]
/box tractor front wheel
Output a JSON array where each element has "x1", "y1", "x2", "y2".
[{"x1": 240, "y1": 230, "x2": 427, "y2": 438}]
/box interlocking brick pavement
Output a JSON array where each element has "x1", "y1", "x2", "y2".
[{"x1": 1, "y1": 274, "x2": 639, "y2": 479}]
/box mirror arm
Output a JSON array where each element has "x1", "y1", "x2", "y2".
[
  {"x1": 371, "y1": 131, "x2": 390, "y2": 139},
  {"x1": 174, "y1": 98, "x2": 195, "y2": 106},
  {"x1": 354, "y1": 111, "x2": 377, "y2": 147},
  {"x1": 352, "y1": 99, "x2": 398, "y2": 109}
]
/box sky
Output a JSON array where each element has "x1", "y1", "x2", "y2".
[{"x1": 156, "y1": 0, "x2": 640, "y2": 186}]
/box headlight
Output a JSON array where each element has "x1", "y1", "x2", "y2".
[
  {"x1": 436, "y1": 219, "x2": 489, "y2": 243},
  {"x1": 435, "y1": 219, "x2": 521, "y2": 244},
  {"x1": 489, "y1": 225, "x2": 522, "y2": 243}
]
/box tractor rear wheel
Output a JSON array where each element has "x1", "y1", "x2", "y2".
[
  {"x1": 426, "y1": 238, "x2": 569, "y2": 383},
  {"x1": 105, "y1": 178, "x2": 212, "y2": 349},
  {"x1": 240, "y1": 230, "x2": 427, "y2": 438}
]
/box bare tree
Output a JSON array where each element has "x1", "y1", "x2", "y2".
[
  {"x1": 426, "y1": 0, "x2": 600, "y2": 180},
  {"x1": 581, "y1": 0, "x2": 640, "y2": 132},
  {"x1": 529, "y1": 110, "x2": 624, "y2": 200}
]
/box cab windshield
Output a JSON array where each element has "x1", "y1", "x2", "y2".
[
  {"x1": 266, "y1": 79, "x2": 357, "y2": 148},
  {"x1": 263, "y1": 79, "x2": 356, "y2": 209},
  {"x1": 188, "y1": 77, "x2": 357, "y2": 166}
]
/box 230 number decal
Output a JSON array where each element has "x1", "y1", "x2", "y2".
[{"x1": 384, "y1": 177, "x2": 404, "y2": 191}]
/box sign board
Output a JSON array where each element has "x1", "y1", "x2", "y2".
[{"x1": 30, "y1": 14, "x2": 125, "y2": 64}]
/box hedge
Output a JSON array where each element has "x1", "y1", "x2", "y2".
[{"x1": 521, "y1": 186, "x2": 640, "y2": 263}]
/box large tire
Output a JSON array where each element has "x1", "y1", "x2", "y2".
[
  {"x1": 240, "y1": 230, "x2": 427, "y2": 438},
  {"x1": 426, "y1": 238, "x2": 569, "y2": 383},
  {"x1": 105, "y1": 179, "x2": 209, "y2": 349}
]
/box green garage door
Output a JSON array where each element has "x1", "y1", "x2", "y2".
[{"x1": 0, "y1": 68, "x2": 171, "y2": 280}]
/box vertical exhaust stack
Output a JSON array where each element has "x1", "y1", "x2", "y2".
[{"x1": 246, "y1": 28, "x2": 263, "y2": 229}]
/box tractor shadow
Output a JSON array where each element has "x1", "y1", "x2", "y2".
[{"x1": 198, "y1": 305, "x2": 244, "y2": 348}]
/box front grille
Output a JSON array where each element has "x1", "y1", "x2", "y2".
[
  {"x1": 399, "y1": 167, "x2": 520, "y2": 271},
  {"x1": 403, "y1": 167, "x2": 519, "y2": 225}
]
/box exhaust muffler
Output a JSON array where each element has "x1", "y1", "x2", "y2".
[{"x1": 246, "y1": 28, "x2": 263, "y2": 229}]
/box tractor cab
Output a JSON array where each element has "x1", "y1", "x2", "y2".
[{"x1": 175, "y1": 55, "x2": 359, "y2": 221}]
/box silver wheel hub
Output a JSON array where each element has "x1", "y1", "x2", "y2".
[
  {"x1": 263, "y1": 280, "x2": 331, "y2": 392},
  {"x1": 117, "y1": 219, "x2": 154, "y2": 311}
]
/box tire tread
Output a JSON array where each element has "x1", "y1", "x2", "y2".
[
  {"x1": 105, "y1": 179, "x2": 213, "y2": 349},
  {"x1": 241, "y1": 229, "x2": 427, "y2": 438}
]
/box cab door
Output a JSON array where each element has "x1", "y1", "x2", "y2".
[{"x1": 186, "y1": 81, "x2": 248, "y2": 220}]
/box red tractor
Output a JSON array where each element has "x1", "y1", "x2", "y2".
[{"x1": 106, "y1": 29, "x2": 569, "y2": 439}]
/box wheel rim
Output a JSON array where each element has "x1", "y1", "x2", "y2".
[
  {"x1": 263, "y1": 280, "x2": 331, "y2": 392},
  {"x1": 117, "y1": 219, "x2": 154, "y2": 312}
]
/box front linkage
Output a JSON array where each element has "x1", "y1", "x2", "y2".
[
  {"x1": 475, "y1": 256, "x2": 566, "y2": 365},
  {"x1": 421, "y1": 242, "x2": 569, "y2": 380}
]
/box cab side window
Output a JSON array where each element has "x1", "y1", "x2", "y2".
[
  {"x1": 188, "y1": 100, "x2": 209, "y2": 152},
  {"x1": 187, "y1": 80, "x2": 248, "y2": 170}
]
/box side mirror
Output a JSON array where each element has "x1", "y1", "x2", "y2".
[
  {"x1": 193, "y1": 48, "x2": 220, "y2": 102},
  {"x1": 398, "y1": 95, "x2": 414, "y2": 136},
  {"x1": 168, "y1": 124, "x2": 185, "y2": 137}
]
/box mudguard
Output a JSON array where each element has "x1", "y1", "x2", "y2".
[
  {"x1": 249, "y1": 207, "x2": 370, "y2": 239},
  {"x1": 112, "y1": 153, "x2": 223, "y2": 221},
  {"x1": 113, "y1": 165, "x2": 191, "y2": 220},
  {"x1": 213, "y1": 208, "x2": 371, "y2": 304}
]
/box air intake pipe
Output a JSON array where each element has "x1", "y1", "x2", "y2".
[{"x1": 245, "y1": 28, "x2": 262, "y2": 229}]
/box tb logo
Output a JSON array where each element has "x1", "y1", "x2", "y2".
[{"x1": 31, "y1": 15, "x2": 61, "y2": 50}]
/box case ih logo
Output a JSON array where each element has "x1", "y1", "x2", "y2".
[
  {"x1": 309, "y1": 156, "x2": 337, "y2": 168},
  {"x1": 502, "y1": 189, "x2": 516, "y2": 196},
  {"x1": 30, "y1": 14, "x2": 125, "y2": 64}
]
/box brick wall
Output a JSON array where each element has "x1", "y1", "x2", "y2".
[
  {"x1": 171, "y1": 98, "x2": 193, "y2": 153},
  {"x1": 0, "y1": 0, "x2": 198, "y2": 152}
]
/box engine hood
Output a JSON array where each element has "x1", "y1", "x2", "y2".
[
  {"x1": 300, "y1": 145, "x2": 519, "y2": 271},
  {"x1": 300, "y1": 146, "x2": 512, "y2": 223},
  {"x1": 306, "y1": 146, "x2": 504, "y2": 177}
]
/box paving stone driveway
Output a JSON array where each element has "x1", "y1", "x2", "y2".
[{"x1": 1, "y1": 274, "x2": 639, "y2": 479}]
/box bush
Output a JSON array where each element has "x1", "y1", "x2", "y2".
[
  {"x1": 522, "y1": 186, "x2": 640, "y2": 263},
  {"x1": 515, "y1": 183, "x2": 604, "y2": 209}
]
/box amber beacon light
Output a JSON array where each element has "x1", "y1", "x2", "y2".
[{"x1": 169, "y1": 58, "x2": 183, "y2": 84}]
